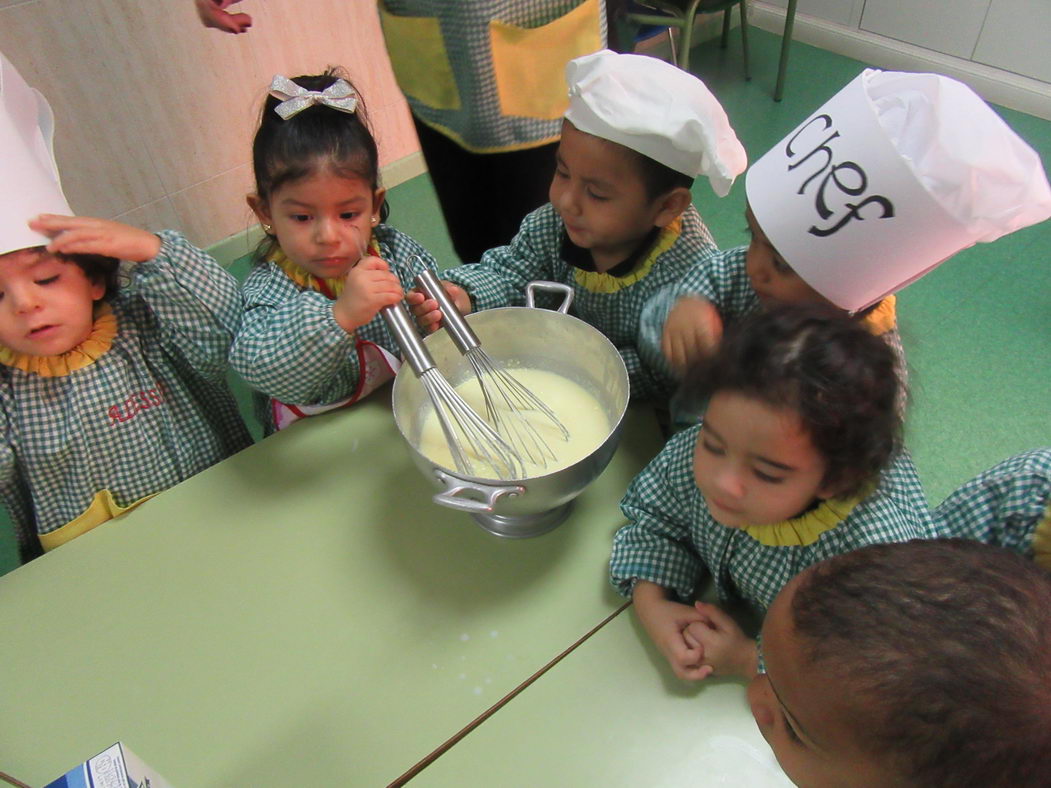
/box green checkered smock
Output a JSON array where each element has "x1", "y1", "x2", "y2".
[
  {"x1": 0, "y1": 231, "x2": 253, "y2": 561},
  {"x1": 441, "y1": 203, "x2": 719, "y2": 401},
  {"x1": 932, "y1": 449, "x2": 1051, "y2": 562},
  {"x1": 609, "y1": 424, "x2": 935, "y2": 613},
  {"x1": 230, "y1": 224, "x2": 439, "y2": 434},
  {"x1": 637, "y1": 246, "x2": 757, "y2": 379},
  {"x1": 638, "y1": 245, "x2": 907, "y2": 431}
]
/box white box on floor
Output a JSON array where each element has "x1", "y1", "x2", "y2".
[{"x1": 44, "y1": 742, "x2": 173, "y2": 788}]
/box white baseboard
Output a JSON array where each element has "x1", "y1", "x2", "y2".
[
  {"x1": 208, "y1": 151, "x2": 429, "y2": 267},
  {"x1": 381, "y1": 150, "x2": 428, "y2": 190},
  {"x1": 748, "y1": 2, "x2": 1051, "y2": 120}
]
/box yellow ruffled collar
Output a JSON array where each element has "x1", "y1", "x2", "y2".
[
  {"x1": 0, "y1": 302, "x2": 117, "y2": 377},
  {"x1": 860, "y1": 294, "x2": 896, "y2": 336},
  {"x1": 270, "y1": 240, "x2": 382, "y2": 299},
  {"x1": 574, "y1": 216, "x2": 682, "y2": 294},
  {"x1": 740, "y1": 487, "x2": 872, "y2": 547}
]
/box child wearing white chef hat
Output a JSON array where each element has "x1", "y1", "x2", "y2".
[
  {"x1": 0, "y1": 52, "x2": 251, "y2": 562},
  {"x1": 641, "y1": 68, "x2": 1051, "y2": 416},
  {"x1": 409, "y1": 49, "x2": 746, "y2": 401}
]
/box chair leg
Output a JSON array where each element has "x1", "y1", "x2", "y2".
[
  {"x1": 739, "y1": 1, "x2": 751, "y2": 81},
  {"x1": 721, "y1": 8, "x2": 731, "y2": 49},
  {"x1": 678, "y1": 23, "x2": 692, "y2": 70},
  {"x1": 678, "y1": 0, "x2": 704, "y2": 71},
  {"x1": 774, "y1": 0, "x2": 798, "y2": 101}
]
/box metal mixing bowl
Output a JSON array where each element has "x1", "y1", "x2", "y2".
[{"x1": 390, "y1": 283, "x2": 630, "y2": 538}]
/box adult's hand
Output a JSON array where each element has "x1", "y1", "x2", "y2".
[{"x1": 195, "y1": 0, "x2": 252, "y2": 34}]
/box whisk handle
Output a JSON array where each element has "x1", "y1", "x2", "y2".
[
  {"x1": 415, "y1": 269, "x2": 480, "y2": 354},
  {"x1": 381, "y1": 303, "x2": 435, "y2": 377}
]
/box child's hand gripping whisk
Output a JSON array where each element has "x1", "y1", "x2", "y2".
[
  {"x1": 348, "y1": 228, "x2": 525, "y2": 479},
  {"x1": 414, "y1": 271, "x2": 570, "y2": 470}
]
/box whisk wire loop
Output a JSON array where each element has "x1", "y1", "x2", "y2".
[{"x1": 415, "y1": 271, "x2": 571, "y2": 472}]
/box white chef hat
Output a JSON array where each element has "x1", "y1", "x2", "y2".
[
  {"x1": 0, "y1": 51, "x2": 72, "y2": 257},
  {"x1": 746, "y1": 68, "x2": 1051, "y2": 312},
  {"x1": 564, "y1": 50, "x2": 747, "y2": 196}
]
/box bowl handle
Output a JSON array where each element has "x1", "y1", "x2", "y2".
[
  {"x1": 431, "y1": 469, "x2": 525, "y2": 513},
  {"x1": 525, "y1": 281, "x2": 574, "y2": 314}
]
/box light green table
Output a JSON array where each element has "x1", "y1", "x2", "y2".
[
  {"x1": 0, "y1": 395, "x2": 661, "y2": 787},
  {"x1": 412, "y1": 609, "x2": 793, "y2": 787}
]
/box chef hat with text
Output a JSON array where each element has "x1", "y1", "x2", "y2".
[
  {"x1": 746, "y1": 68, "x2": 1051, "y2": 312},
  {"x1": 0, "y1": 51, "x2": 72, "y2": 257},
  {"x1": 565, "y1": 50, "x2": 747, "y2": 196}
]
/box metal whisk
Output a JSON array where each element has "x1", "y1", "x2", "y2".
[
  {"x1": 381, "y1": 302, "x2": 524, "y2": 480},
  {"x1": 415, "y1": 270, "x2": 570, "y2": 470}
]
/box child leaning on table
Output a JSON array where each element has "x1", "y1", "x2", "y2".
[
  {"x1": 743, "y1": 539, "x2": 1051, "y2": 788},
  {"x1": 639, "y1": 69, "x2": 1051, "y2": 426},
  {"x1": 0, "y1": 53, "x2": 251, "y2": 562},
  {"x1": 682, "y1": 448, "x2": 1051, "y2": 685},
  {"x1": 609, "y1": 304, "x2": 936, "y2": 681},
  {"x1": 408, "y1": 49, "x2": 746, "y2": 402},
  {"x1": 230, "y1": 69, "x2": 440, "y2": 435}
]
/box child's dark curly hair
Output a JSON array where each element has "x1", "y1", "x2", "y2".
[
  {"x1": 681, "y1": 303, "x2": 902, "y2": 498},
  {"x1": 790, "y1": 539, "x2": 1051, "y2": 787}
]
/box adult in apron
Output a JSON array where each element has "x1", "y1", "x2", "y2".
[{"x1": 378, "y1": 1, "x2": 607, "y2": 262}]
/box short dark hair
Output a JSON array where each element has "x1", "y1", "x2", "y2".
[
  {"x1": 625, "y1": 147, "x2": 695, "y2": 201},
  {"x1": 53, "y1": 250, "x2": 120, "y2": 300},
  {"x1": 791, "y1": 539, "x2": 1051, "y2": 788},
  {"x1": 682, "y1": 303, "x2": 902, "y2": 497}
]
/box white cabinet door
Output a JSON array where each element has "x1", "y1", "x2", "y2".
[
  {"x1": 859, "y1": 0, "x2": 991, "y2": 58},
  {"x1": 973, "y1": 0, "x2": 1051, "y2": 82}
]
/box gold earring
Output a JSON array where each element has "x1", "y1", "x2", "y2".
[
  {"x1": 262, "y1": 223, "x2": 272, "y2": 234},
  {"x1": 371, "y1": 216, "x2": 378, "y2": 225}
]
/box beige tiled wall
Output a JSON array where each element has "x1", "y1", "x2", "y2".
[{"x1": 0, "y1": 0, "x2": 420, "y2": 247}]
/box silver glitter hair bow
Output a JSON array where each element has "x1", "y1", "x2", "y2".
[{"x1": 268, "y1": 75, "x2": 358, "y2": 120}]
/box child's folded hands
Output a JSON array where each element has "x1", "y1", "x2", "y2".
[
  {"x1": 633, "y1": 581, "x2": 713, "y2": 680},
  {"x1": 682, "y1": 602, "x2": 759, "y2": 681}
]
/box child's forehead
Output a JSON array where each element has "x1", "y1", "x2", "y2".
[
  {"x1": 559, "y1": 121, "x2": 645, "y2": 174},
  {"x1": 276, "y1": 165, "x2": 374, "y2": 196},
  {"x1": 0, "y1": 246, "x2": 62, "y2": 271}
]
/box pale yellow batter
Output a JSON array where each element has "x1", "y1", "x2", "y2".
[{"x1": 415, "y1": 368, "x2": 611, "y2": 479}]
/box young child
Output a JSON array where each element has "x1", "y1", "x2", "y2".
[
  {"x1": 746, "y1": 539, "x2": 1051, "y2": 788},
  {"x1": 640, "y1": 69, "x2": 1051, "y2": 411},
  {"x1": 609, "y1": 304, "x2": 936, "y2": 680},
  {"x1": 230, "y1": 70, "x2": 440, "y2": 434},
  {"x1": 0, "y1": 53, "x2": 251, "y2": 562},
  {"x1": 408, "y1": 49, "x2": 746, "y2": 402}
]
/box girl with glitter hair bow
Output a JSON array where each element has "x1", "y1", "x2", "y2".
[{"x1": 232, "y1": 69, "x2": 440, "y2": 434}]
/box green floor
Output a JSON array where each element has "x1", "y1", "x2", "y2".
[{"x1": 1, "y1": 27, "x2": 1048, "y2": 575}]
